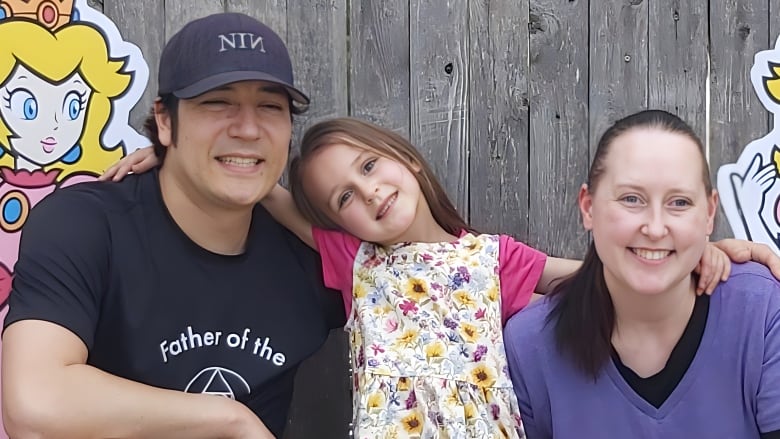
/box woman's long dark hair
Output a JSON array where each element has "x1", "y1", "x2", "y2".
[{"x1": 546, "y1": 109, "x2": 712, "y2": 380}]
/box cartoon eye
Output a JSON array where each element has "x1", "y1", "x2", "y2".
[
  {"x1": 63, "y1": 91, "x2": 84, "y2": 120},
  {"x1": 9, "y1": 89, "x2": 38, "y2": 120},
  {"x1": 0, "y1": 190, "x2": 30, "y2": 233}
]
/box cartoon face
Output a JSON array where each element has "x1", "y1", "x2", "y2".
[{"x1": 0, "y1": 64, "x2": 91, "y2": 167}]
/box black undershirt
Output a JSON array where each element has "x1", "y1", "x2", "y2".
[{"x1": 611, "y1": 295, "x2": 780, "y2": 438}]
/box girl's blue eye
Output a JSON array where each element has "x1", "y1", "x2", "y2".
[
  {"x1": 64, "y1": 92, "x2": 83, "y2": 120},
  {"x1": 363, "y1": 159, "x2": 376, "y2": 174}
]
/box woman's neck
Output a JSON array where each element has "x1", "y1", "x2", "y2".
[{"x1": 608, "y1": 276, "x2": 697, "y2": 377}]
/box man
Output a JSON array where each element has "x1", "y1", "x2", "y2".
[{"x1": 2, "y1": 12, "x2": 344, "y2": 438}]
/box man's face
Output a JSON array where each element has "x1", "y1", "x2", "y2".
[{"x1": 155, "y1": 80, "x2": 292, "y2": 211}]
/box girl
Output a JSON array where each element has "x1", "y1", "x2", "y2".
[
  {"x1": 104, "y1": 117, "x2": 763, "y2": 438},
  {"x1": 504, "y1": 110, "x2": 780, "y2": 438}
]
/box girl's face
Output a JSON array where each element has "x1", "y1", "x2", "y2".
[
  {"x1": 578, "y1": 128, "x2": 717, "y2": 298},
  {"x1": 0, "y1": 64, "x2": 91, "y2": 167},
  {"x1": 302, "y1": 142, "x2": 427, "y2": 245}
]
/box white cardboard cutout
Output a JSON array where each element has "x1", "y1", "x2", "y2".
[{"x1": 717, "y1": 35, "x2": 780, "y2": 255}]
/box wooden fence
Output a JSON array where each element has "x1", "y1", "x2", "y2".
[{"x1": 87, "y1": 0, "x2": 778, "y2": 436}]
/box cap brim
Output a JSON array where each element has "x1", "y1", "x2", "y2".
[{"x1": 172, "y1": 71, "x2": 310, "y2": 105}]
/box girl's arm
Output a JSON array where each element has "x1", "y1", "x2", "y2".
[
  {"x1": 260, "y1": 184, "x2": 316, "y2": 250},
  {"x1": 99, "y1": 146, "x2": 158, "y2": 181},
  {"x1": 100, "y1": 147, "x2": 318, "y2": 251}
]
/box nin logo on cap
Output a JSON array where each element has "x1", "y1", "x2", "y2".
[{"x1": 218, "y1": 33, "x2": 266, "y2": 53}]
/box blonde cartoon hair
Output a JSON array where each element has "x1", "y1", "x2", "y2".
[{"x1": 0, "y1": 19, "x2": 129, "y2": 176}]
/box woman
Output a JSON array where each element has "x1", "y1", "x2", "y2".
[{"x1": 504, "y1": 110, "x2": 780, "y2": 438}]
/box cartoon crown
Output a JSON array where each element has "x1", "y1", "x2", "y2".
[{"x1": 0, "y1": 0, "x2": 74, "y2": 31}]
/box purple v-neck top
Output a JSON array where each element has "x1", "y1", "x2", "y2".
[{"x1": 504, "y1": 262, "x2": 780, "y2": 438}]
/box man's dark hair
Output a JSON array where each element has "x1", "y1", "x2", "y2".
[{"x1": 143, "y1": 94, "x2": 179, "y2": 163}]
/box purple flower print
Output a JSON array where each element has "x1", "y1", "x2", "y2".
[
  {"x1": 474, "y1": 345, "x2": 488, "y2": 362},
  {"x1": 405, "y1": 391, "x2": 417, "y2": 409}
]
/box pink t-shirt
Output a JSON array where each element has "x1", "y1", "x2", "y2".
[{"x1": 313, "y1": 227, "x2": 547, "y2": 324}]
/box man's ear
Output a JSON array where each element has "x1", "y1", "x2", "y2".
[
  {"x1": 579, "y1": 184, "x2": 594, "y2": 230},
  {"x1": 154, "y1": 100, "x2": 173, "y2": 147}
]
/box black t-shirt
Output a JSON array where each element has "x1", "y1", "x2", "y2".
[{"x1": 4, "y1": 169, "x2": 345, "y2": 437}]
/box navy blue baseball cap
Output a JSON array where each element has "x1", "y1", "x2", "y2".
[{"x1": 157, "y1": 12, "x2": 309, "y2": 107}]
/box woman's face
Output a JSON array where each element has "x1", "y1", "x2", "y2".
[
  {"x1": 0, "y1": 64, "x2": 91, "y2": 167},
  {"x1": 579, "y1": 127, "x2": 718, "y2": 297}
]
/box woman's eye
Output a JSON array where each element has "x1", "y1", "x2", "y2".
[
  {"x1": 671, "y1": 199, "x2": 691, "y2": 208},
  {"x1": 363, "y1": 159, "x2": 377, "y2": 174},
  {"x1": 621, "y1": 195, "x2": 639, "y2": 204},
  {"x1": 338, "y1": 191, "x2": 353, "y2": 208}
]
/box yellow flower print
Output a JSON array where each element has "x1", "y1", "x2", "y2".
[
  {"x1": 401, "y1": 412, "x2": 424, "y2": 434},
  {"x1": 464, "y1": 235, "x2": 482, "y2": 251},
  {"x1": 470, "y1": 365, "x2": 497, "y2": 387},
  {"x1": 487, "y1": 284, "x2": 499, "y2": 302},
  {"x1": 463, "y1": 402, "x2": 477, "y2": 419},
  {"x1": 459, "y1": 322, "x2": 479, "y2": 343},
  {"x1": 353, "y1": 283, "x2": 367, "y2": 299},
  {"x1": 395, "y1": 329, "x2": 419, "y2": 348},
  {"x1": 398, "y1": 377, "x2": 410, "y2": 391},
  {"x1": 367, "y1": 392, "x2": 385, "y2": 410},
  {"x1": 446, "y1": 387, "x2": 461, "y2": 405},
  {"x1": 425, "y1": 341, "x2": 445, "y2": 359},
  {"x1": 405, "y1": 277, "x2": 429, "y2": 301},
  {"x1": 454, "y1": 290, "x2": 476, "y2": 308}
]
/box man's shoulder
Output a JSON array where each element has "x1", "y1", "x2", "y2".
[{"x1": 37, "y1": 172, "x2": 155, "y2": 218}]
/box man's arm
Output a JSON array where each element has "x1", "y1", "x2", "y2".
[
  {"x1": 2, "y1": 188, "x2": 274, "y2": 439},
  {"x1": 2, "y1": 320, "x2": 273, "y2": 439}
]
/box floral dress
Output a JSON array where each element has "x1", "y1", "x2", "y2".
[{"x1": 348, "y1": 233, "x2": 525, "y2": 439}]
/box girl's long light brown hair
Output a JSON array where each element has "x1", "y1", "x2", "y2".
[{"x1": 289, "y1": 117, "x2": 472, "y2": 238}]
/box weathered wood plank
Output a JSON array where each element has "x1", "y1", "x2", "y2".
[
  {"x1": 771, "y1": 0, "x2": 780, "y2": 46},
  {"x1": 286, "y1": 0, "x2": 349, "y2": 134},
  {"x1": 468, "y1": 0, "x2": 530, "y2": 240},
  {"x1": 280, "y1": 4, "x2": 350, "y2": 438},
  {"x1": 589, "y1": 0, "x2": 648, "y2": 149},
  {"x1": 86, "y1": 0, "x2": 102, "y2": 11},
  {"x1": 164, "y1": 0, "x2": 225, "y2": 40},
  {"x1": 348, "y1": 0, "x2": 410, "y2": 137},
  {"x1": 409, "y1": 0, "x2": 470, "y2": 216},
  {"x1": 709, "y1": 0, "x2": 770, "y2": 240},
  {"x1": 527, "y1": 0, "x2": 589, "y2": 258},
  {"x1": 648, "y1": 0, "x2": 708, "y2": 139},
  {"x1": 103, "y1": 0, "x2": 164, "y2": 131},
  {"x1": 226, "y1": 0, "x2": 286, "y2": 36}
]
